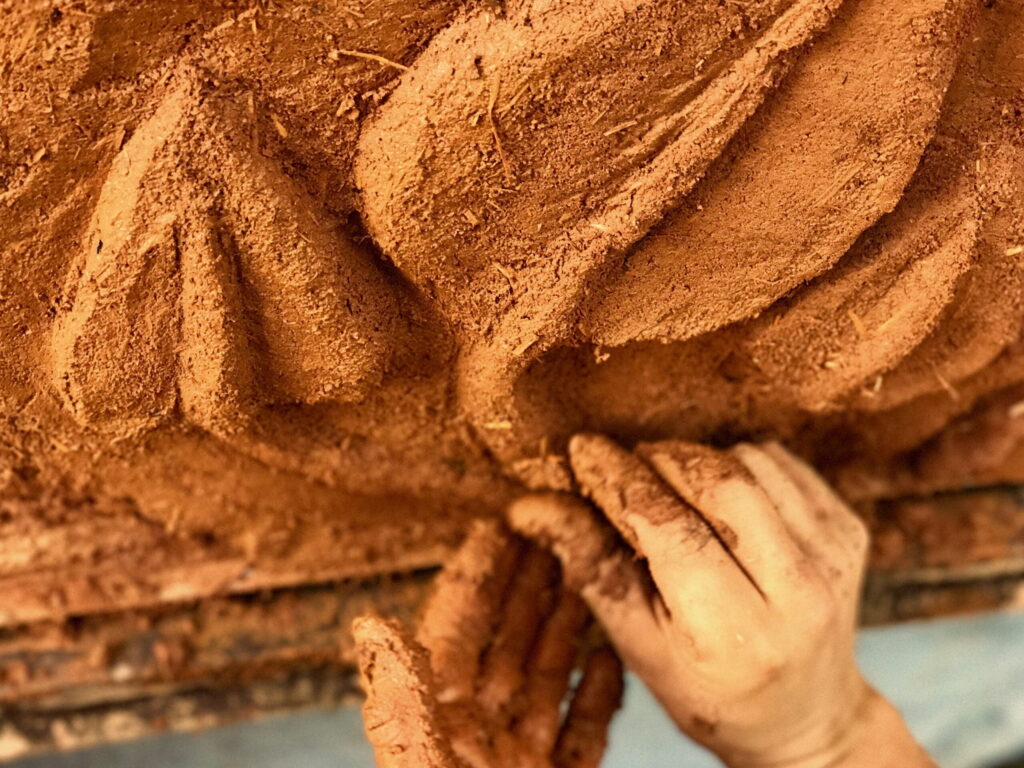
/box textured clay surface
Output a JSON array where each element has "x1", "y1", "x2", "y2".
[{"x1": 1, "y1": 0, "x2": 1023, "y2": 592}]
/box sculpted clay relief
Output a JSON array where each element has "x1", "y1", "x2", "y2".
[
  {"x1": 53, "y1": 74, "x2": 400, "y2": 437},
  {"x1": 1, "y1": 0, "x2": 1022, "y2": 575}
]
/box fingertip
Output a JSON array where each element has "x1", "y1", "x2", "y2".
[
  {"x1": 507, "y1": 492, "x2": 590, "y2": 543},
  {"x1": 758, "y1": 440, "x2": 814, "y2": 475},
  {"x1": 462, "y1": 515, "x2": 516, "y2": 553},
  {"x1": 554, "y1": 645, "x2": 626, "y2": 768},
  {"x1": 353, "y1": 616, "x2": 423, "y2": 669},
  {"x1": 636, "y1": 441, "x2": 724, "y2": 487},
  {"x1": 352, "y1": 615, "x2": 397, "y2": 650},
  {"x1": 567, "y1": 433, "x2": 629, "y2": 485},
  {"x1": 728, "y1": 442, "x2": 769, "y2": 475},
  {"x1": 587, "y1": 646, "x2": 626, "y2": 705},
  {"x1": 567, "y1": 432, "x2": 616, "y2": 457},
  {"x1": 508, "y1": 492, "x2": 622, "y2": 591}
]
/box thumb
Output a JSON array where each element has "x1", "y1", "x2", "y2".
[{"x1": 353, "y1": 616, "x2": 461, "y2": 768}]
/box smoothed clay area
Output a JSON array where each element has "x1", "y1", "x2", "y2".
[{"x1": 1, "y1": 0, "x2": 1023, "y2": 588}]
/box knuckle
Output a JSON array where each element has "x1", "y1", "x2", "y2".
[
  {"x1": 847, "y1": 513, "x2": 870, "y2": 553},
  {"x1": 747, "y1": 648, "x2": 788, "y2": 691},
  {"x1": 805, "y1": 597, "x2": 839, "y2": 636}
]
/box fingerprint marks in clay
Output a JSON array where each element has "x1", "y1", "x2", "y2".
[{"x1": 52, "y1": 74, "x2": 400, "y2": 438}]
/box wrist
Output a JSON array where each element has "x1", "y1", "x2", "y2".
[
  {"x1": 823, "y1": 687, "x2": 935, "y2": 768},
  {"x1": 724, "y1": 684, "x2": 933, "y2": 768}
]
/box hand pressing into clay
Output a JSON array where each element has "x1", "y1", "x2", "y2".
[
  {"x1": 510, "y1": 436, "x2": 934, "y2": 768},
  {"x1": 353, "y1": 520, "x2": 624, "y2": 768}
]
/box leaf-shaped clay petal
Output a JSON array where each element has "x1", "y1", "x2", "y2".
[
  {"x1": 358, "y1": 0, "x2": 845, "y2": 463},
  {"x1": 849, "y1": 5, "x2": 1024, "y2": 413},
  {"x1": 358, "y1": 0, "x2": 843, "y2": 330},
  {"x1": 52, "y1": 219, "x2": 180, "y2": 433},
  {"x1": 214, "y1": 140, "x2": 399, "y2": 405},
  {"x1": 743, "y1": 140, "x2": 981, "y2": 413},
  {"x1": 51, "y1": 82, "x2": 190, "y2": 433},
  {"x1": 52, "y1": 71, "x2": 401, "y2": 436},
  {"x1": 742, "y1": 0, "x2": 1023, "y2": 414},
  {"x1": 178, "y1": 214, "x2": 257, "y2": 435},
  {"x1": 579, "y1": 0, "x2": 975, "y2": 347}
]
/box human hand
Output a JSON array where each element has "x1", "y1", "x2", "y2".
[
  {"x1": 510, "y1": 435, "x2": 933, "y2": 768},
  {"x1": 354, "y1": 520, "x2": 624, "y2": 768}
]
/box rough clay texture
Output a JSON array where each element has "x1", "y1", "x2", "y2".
[{"x1": 1, "y1": 0, "x2": 1023, "y2": 590}]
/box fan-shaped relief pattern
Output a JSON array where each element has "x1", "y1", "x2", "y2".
[
  {"x1": 52, "y1": 74, "x2": 400, "y2": 437},
  {"x1": 579, "y1": 0, "x2": 977, "y2": 348},
  {"x1": 743, "y1": 1, "x2": 1024, "y2": 415},
  {"x1": 357, "y1": 0, "x2": 846, "y2": 459}
]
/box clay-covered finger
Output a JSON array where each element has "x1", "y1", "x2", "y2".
[
  {"x1": 568, "y1": 434, "x2": 758, "y2": 613},
  {"x1": 416, "y1": 519, "x2": 522, "y2": 701},
  {"x1": 760, "y1": 444, "x2": 869, "y2": 547},
  {"x1": 514, "y1": 589, "x2": 590, "y2": 753},
  {"x1": 507, "y1": 493, "x2": 670, "y2": 678},
  {"x1": 747, "y1": 442, "x2": 870, "y2": 570},
  {"x1": 476, "y1": 546, "x2": 560, "y2": 717},
  {"x1": 637, "y1": 440, "x2": 808, "y2": 596},
  {"x1": 353, "y1": 616, "x2": 459, "y2": 768},
  {"x1": 553, "y1": 646, "x2": 625, "y2": 768}
]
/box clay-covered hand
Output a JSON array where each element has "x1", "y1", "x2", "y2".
[
  {"x1": 510, "y1": 436, "x2": 934, "y2": 768},
  {"x1": 353, "y1": 520, "x2": 624, "y2": 768}
]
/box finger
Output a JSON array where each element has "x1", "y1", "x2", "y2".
[
  {"x1": 508, "y1": 493, "x2": 671, "y2": 678},
  {"x1": 353, "y1": 616, "x2": 459, "y2": 768},
  {"x1": 416, "y1": 519, "x2": 522, "y2": 701},
  {"x1": 738, "y1": 444, "x2": 870, "y2": 599},
  {"x1": 637, "y1": 441, "x2": 808, "y2": 596},
  {"x1": 568, "y1": 434, "x2": 759, "y2": 613},
  {"x1": 476, "y1": 546, "x2": 560, "y2": 717},
  {"x1": 514, "y1": 589, "x2": 590, "y2": 754},
  {"x1": 554, "y1": 646, "x2": 625, "y2": 768},
  {"x1": 757, "y1": 442, "x2": 870, "y2": 563}
]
